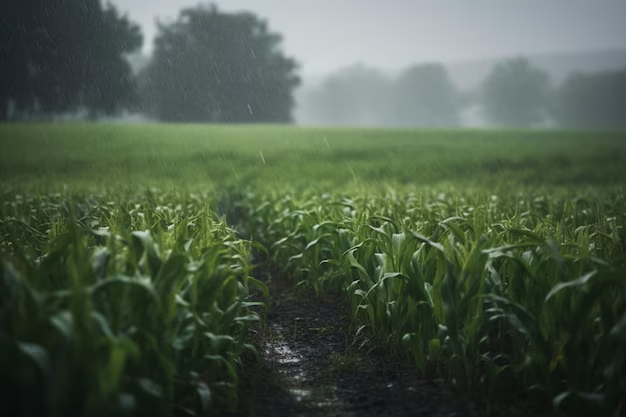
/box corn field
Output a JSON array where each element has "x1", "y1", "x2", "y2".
[
  {"x1": 1, "y1": 192, "x2": 268, "y2": 416},
  {"x1": 0, "y1": 124, "x2": 625, "y2": 416},
  {"x1": 239, "y1": 191, "x2": 626, "y2": 416}
]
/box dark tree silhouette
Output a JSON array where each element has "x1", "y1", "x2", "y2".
[
  {"x1": 0, "y1": 0, "x2": 142, "y2": 120},
  {"x1": 481, "y1": 57, "x2": 551, "y2": 128},
  {"x1": 141, "y1": 5, "x2": 300, "y2": 123},
  {"x1": 554, "y1": 69, "x2": 626, "y2": 129},
  {"x1": 393, "y1": 63, "x2": 460, "y2": 127}
]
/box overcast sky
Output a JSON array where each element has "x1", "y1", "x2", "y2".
[{"x1": 113, "y1": 0, "x2": 626, "y2": 76}]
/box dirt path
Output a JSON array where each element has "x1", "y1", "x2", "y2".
[{"x1": 234, "y1": 270, "x2": 478, "y2": 417}]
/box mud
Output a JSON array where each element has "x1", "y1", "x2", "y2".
[{"x1": 234, "y1": 269, "x2": 479, "y2": 417}]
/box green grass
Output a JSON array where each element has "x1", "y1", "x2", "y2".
[
  {"x1": 1, "y1": 123, "x2": 626, "y2": 193},
  {"x1": 1, "y1": 123, "x2": 625, "y2": 416}
]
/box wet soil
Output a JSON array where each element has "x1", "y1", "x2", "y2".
[{"x1": 234, "y1": 269, "x2": 479, "y2": 417}]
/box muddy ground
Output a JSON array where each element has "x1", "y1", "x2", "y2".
[
  {"x1": 231, "y1": 265, "x2": 558, "y2": 417},
  {"x1": 233, "y1": 268, "x2": 485, "y2": 417}
]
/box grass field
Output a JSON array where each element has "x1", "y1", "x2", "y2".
[
  {"x1": 2, "y1": 124, "x2": 626, "y2": 193},
  {"x1": 1, "y1": 124, "x2": 625, "y2": 416}
]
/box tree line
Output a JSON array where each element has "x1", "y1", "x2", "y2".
[
  {"x1": 1, "y1": 0, "x2": 142, "y2": 119},
  {"x1": 300, "y1": 58, "x2": 626, "y2": 129},
  {"x1": 1, "y1": 1, "x2": 624, "y2": 128},
  {"x1": 0, "y1": 1, "x2": 299, "y2": 123}
]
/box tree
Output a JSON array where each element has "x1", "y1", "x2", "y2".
[
  {"x1": 0, "y1": 0, "x2": 143, "y2": 120},
  {"x1": 554, "y1": 69, "x2": 626, "y2": 129},
  {"x1": 304, "y1": 64, "x2": 392, "y2": 126},
  {"x1": 481, "y1": 57, "x2": 551, "y2": 128},
  {"x1": 141, "y1": 5, "x2": 300, "y2": 123},
  {"x1": 393, "y1": 63, "x2": 460, "y2": 127}
]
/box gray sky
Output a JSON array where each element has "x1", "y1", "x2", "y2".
[{"x1": 114, "y1": 0, "x2": 626, "y2": 76}]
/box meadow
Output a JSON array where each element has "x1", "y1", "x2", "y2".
[
  {"x1": 2, "y1": 123, "x2": 626, "y2": 193},
  {"x1": 1, "y1": 124, "x2": 625, "y2": 416}
]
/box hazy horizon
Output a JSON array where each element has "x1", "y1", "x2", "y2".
[
  {"x1": 4, "y1": 1, "x2": 625, "y2": 127},
  {"x1": 114, "y1": 0, "x2": 626, "y2": 76}
]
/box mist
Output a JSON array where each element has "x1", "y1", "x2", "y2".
[
  {"x1": 3, "y1": 0, "x2": 626, "y2": 127},
  {"x1": 3, "y1": 3, "x2": 626, "y2": 416},
  {"x1": 113, "y1": 0, "x2": 626, "y2": 127}
]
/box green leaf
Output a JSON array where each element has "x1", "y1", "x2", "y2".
[
  {"x1": 247, "y1": 276, "x2": 270, "y2": 300},
  {"x1": 131, "y1": 231, "x2": 162, "y2": 278},
  {"x1": 545, "y1": 270, "x2": 626, "y2": 302},
  {"x1": 345, "y1": 248, "x2": 369, "y2": 280},
  {"x1": 408, "y1": 231, "x2": 450, "y2": 262},
  {"x1": 138, "y1": 378, "x2": 163, "y2": 398},
  {"x1": 18, "y1": 342, "x2": 50, "y2": 375},
  {"x1": 304, "y1": 234, "x2": 331, "y2": 251},
  {"x1": 196, "y1": 382, "x2": 212, "y2": 412},
  {"x1": 508, "y1": 228, "x2": 544, "y2": 242}
]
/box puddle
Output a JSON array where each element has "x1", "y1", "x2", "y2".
[
  {"x1": 289, "y1": 388, "x2": 311, "y2": 401},
  {"x1": 238, "y1": 272, "x2": 480, "y2": 417},
  {"x1": 262, "y1": 322, "x2": 345, "y2": 414}
]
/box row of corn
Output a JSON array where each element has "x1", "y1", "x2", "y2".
[
  {"x1": 239, "y1": 191, "x2": 626, "y2": 417},
  {"x1": 1, "y1": 191, "x2": 268, "y2": 416}
]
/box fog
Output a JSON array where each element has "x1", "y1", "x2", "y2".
[
  {"x1": 116, "y1": 0, "x2": 626, "y2": 128},
  {"x1": 3, "y1": 1, "x2": 626, "y2": 127},
  {"x1": 117, "y1": 0, "x2": 626, "y2": 76}
]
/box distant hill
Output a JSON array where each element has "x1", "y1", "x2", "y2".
[{"x1": 445, "y1": 48, "x2": 626, "y2": 90}]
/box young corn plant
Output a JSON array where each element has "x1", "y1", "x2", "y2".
[
  {"x1": 0, "y1": 192, "x2": 266, "y2": 417},
  {"x1": 257, "y1": 191, "x2": 625, "y2": 416}
]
